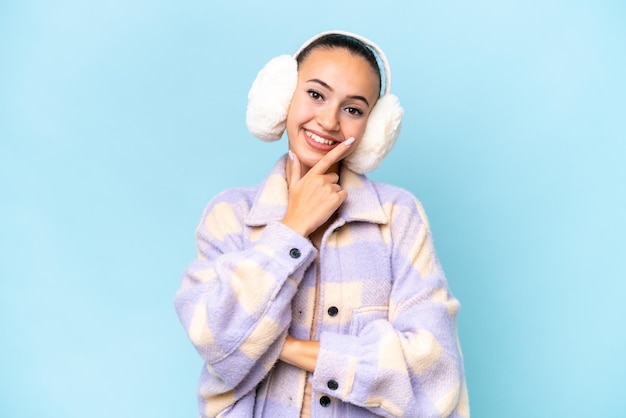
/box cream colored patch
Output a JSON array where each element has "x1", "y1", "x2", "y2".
[
  {"x1": 327, "y1": 225, "x2": 354, "y2": 248},
  {"x1": 258, "y1": 173, "x2": 288, "y2": 206},
  {"x1": 377, "y1": 332, "x2": 405, "y2": 371},
  {"x1": 239, "y1": 316, "x2": 281, "y2": 359},
  {"x1": 205, "y1": 361, "x2": 215, "y2": 375},
  {"x1": 364, "y1": 395, "x2": 403, "y2": 417},
  {"x1": 431, "y1": 287, "x2": 447, "y2": 303},
  {"x1": 456, "y1": 380, "x2": 470, "y2": 417},
  {"x1": 205, "y1": 389, "x2": 236, "y2": 417},
  {"x1": 432, "y1": 288, "x2": 460, "y2": 317},
  {"x1": 436, "y1": 384, "x2": 461, "y2": 417},
  {"x1": 340, "y1": 356, "x2": 358, "y2": 398},
  {"x1": 204, "y1": 202, "x2": 242, "y2": 242},
  {"x1": 409, "y1": 223, "x2": 435, "y2": 278},
  {"x1": 379, "y1": 223, "x2": 392, "y2": 246},
  {"x1": 193, "y1": 267, "x2": 217, "y2": 283},
  {"x1": 189, "y1": 302, "x2": 214, "y2": 346},
  {"x1": 403, "y1": 329, "x2": 443, "y2": 375},
  {"x1": 254, "y1": 244, "x2": 275, "y2": 258},
  {"x1": 294, "y1": 369, "x2": 308, "y2": 409},
  {"x1": 249, "y1": 226, "x2": 265, "y2": 242},
  {"x1": 323, "y1": 282, "x2": 362, "y2": 325},
  {"x1": 355, "y1": 207, "x2": 388, "y2": 222},
  {"x1": 388, "y1": 198, "x2": 437, "y2": 278},
  {"x1": 379, "y1": 203, "x2": 394, "y2": 245},
  {"x1": 230, "y1": 259, "x2": 275, "y2": 314},
  {"x1": 262, "y1": 351, "x2": 278, "y2": 372},
  {"x1": 412, "y1": 197, "x2": 431, "y2": 230}
]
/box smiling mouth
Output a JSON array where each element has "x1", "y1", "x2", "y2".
[{"x1": 305, "y1": 130, "x2": 337, "y2": 146}]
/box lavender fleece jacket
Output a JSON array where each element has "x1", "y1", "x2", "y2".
[{"x1": 174, "y1": 156, "x2": 469, "y2": 417}]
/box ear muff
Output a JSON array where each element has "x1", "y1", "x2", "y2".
[
  {"x1": 245, "y1": 55, "x2": 298, "y2": 142},
  {"x1": 246, "y1": 30, "x2": 403, "y2": 174}
]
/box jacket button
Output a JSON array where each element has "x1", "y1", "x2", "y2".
[
  {"x1": 327, "y1": 380, "x2": 339, "y2": 390},
  {"x1": 327, "y1": 306, "x2": 339, "y2": 317},
  {"x1": 289, "y1": 248, "x2": 301, "y2": 259},
  {"x1": 320, "y1": 395, "x2": 331, "y2": 407}
]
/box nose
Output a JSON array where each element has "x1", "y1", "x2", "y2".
[{"x1": 316, "y1": 105, "x2": 340, "y2": 132}]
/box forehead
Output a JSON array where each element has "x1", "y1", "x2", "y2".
[{"x1": 298, "y1": 48, "x2": 380, "y2": 99}]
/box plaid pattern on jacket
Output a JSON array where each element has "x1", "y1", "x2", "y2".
[{"x1": 175, "y1": 156, "x2": 469, "y2": 417}]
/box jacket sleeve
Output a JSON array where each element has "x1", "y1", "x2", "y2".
[
  {"x1": 311, "y1": 197, "x2": 469, "y2": 418},
  {"x1": 174, "y1": 192, "x2": 316, "y2": 416}
]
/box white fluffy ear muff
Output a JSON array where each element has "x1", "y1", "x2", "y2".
[
  {"x1": 246, "y1": 30, "x2": 403, "y2": 173},
  {"x1": 246, "y1": 55, "x2": 298, "y2": 141},
  {"x1": 344, "y1": 94, "x2": 403, "y2": 174}
]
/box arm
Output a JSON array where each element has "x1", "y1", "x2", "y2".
[
  {"x1": 311, "y1": 196, "x2": 469, "y2": 417},
  {"x1": 174, "y1": 191, "x2": 316, "y2": 415},
  {"x1": 279, "y1": 335, "x2": 320, "y2": 372},
  {"x1": 275, "y1": 142, "x2": 356, "y2": 373}
]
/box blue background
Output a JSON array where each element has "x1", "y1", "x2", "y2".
[{"x1": 1, "y1": 1, "x2": 625, "y2": 417}]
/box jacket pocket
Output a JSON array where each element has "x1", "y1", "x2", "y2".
[{"x1": 349, "y1": 306, "x2": 389, "y2": 335}]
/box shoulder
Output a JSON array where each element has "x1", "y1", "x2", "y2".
[
  {"x1": 368, "y1": 179, "x2": 431, "y2": 229},
  {"x1": 371, "y1": 180, "x2": 418, "y2": 205},
  {"x1": 202, "y1": 185, "x2": 260, "y2": 216},
  {"x1": 200, "y1": 155, "x2": 288, "y2": 215},
  {"x1": 197, "y1": 155, "x2": 289, "y2": 233},
  {"x1": 195, "y1": 185, "x2": 261, "y2": 237}
]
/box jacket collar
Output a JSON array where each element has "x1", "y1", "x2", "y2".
[{"x1": 245, "y1": 155, "x2": 388, "y2": 227}]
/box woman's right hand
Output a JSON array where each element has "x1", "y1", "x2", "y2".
[{"x1": 281, "y1": 138, "x2": 355, "y2": 237}]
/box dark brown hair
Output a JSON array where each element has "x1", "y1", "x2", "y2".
[{"x1": 295, "y1": 33, "x2": 382, "y2": 94}]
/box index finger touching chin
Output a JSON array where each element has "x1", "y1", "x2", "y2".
[{"x1": 311, "y1": 137, "x2": 356, "y2": 174}]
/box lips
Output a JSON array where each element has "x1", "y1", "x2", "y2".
[{"x1": 305, "y1": 129, "x2": 337, "y2": 146}]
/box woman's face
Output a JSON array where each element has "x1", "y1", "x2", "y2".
[{"x1": 285, "y1": 47, "x2": 380, "y2": 173}]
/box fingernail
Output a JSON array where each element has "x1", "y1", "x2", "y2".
[
  {"x1": 344, "y1": 137, "x2": 355, "y2": 146},
  {"x1": 288, "y1": 150, "x2": 295, "y2": 161}
]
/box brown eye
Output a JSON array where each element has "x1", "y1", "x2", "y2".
[
  {"x1": 345, "y1": 107, "x2": 363, "y2": 116},
  {"x1": 308, "y1": 89, "x2": 323, "y2": 101}
]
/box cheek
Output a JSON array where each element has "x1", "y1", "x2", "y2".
[
  {"x1": 286, "y1": 101, "x2": 305, "y2": 142},
  {"x1": 286, "y1": 96, "x2": 307, "y2": 127},
  {"x1": 345, "y1": 118, "x2": 369, "y2": 139}
]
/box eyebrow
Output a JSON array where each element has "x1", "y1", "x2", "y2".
[{"x1": 306, "y1": 78, "x2": 370, "y2": 107}]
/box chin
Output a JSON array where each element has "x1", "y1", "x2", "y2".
[{"x1": 298, "y1": 154, "x2": 322, "y2": 170}]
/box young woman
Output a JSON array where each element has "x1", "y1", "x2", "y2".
[{"x1": 175, "y1": 31, "x2": 469, "y2": 418}]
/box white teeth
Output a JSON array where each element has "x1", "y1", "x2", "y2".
[{"x1": 305, "y1": 130, "x2": 336, "y2": 145}]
